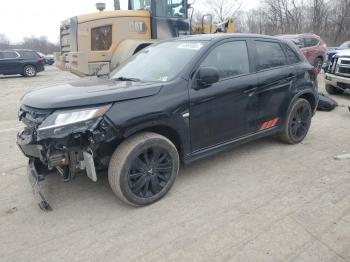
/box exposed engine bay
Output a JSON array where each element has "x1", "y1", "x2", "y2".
[{"x1": 17, "y1": 104, "x2": 118, "y2": 210}]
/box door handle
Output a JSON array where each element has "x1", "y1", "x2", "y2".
[{"x1": 244, "y1": 86, "x2": 257, "y2": 95}]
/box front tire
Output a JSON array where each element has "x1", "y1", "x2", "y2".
[
  {"x1": 108, "y1": 132, "x2": 179, "y2": 206},
  {"x1": 325, "y1": 84, "x2": 343, "y2": 95},
  {"x1": 279, "y1": 98, "x2": 312, "y2": 144},
  {"x1": 23, "y1": 65, "x2": 37, "y2": 77}
]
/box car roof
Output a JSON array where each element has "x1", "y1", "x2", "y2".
[
  {"x1": 176, "y1": 33, "x2": 281, "y2": 42},
  {"x1": 277, "y1": 33, "x2": 320, "y2": 39}
]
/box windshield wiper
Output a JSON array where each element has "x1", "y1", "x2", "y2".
[{"x1": 114, "y1": 76, "x2": 141, "y2": 82}]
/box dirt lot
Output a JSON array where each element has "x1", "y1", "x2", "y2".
[{"x1": 0, "y1": 67, "x2": 349, "y2": 262}]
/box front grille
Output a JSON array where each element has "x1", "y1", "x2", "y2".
[
  {"x1": 338, "y1": 67, "x2": 350, "y2": 75},
  {"x1": 328, "y1": 57, "x2": 338, "y2": 73},
  {"x1": 337, "y1": 82, "x2": 350, "y2": 89},
  {"x1": 340, "y1": 60, "x2": 350, "y2": 65}
]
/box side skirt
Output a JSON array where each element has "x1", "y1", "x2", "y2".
[{"x1": 183, "y1": 127, "x2": 281, "y2": 165}]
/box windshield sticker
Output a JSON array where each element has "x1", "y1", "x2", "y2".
[
  {"x1": 177, "y1": 43, "x2": 203, "y2": 50},
  {"x1": 157, "y1": 76, "x2": 168, "y2": 82}
]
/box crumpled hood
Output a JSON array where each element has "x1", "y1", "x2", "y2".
[{"x1": 21, "y1": 78, "x2": 162, "y2": 109}]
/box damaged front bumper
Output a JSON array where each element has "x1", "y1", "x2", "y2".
[
  {"x1": 17, "y1": 107, "x2": 119, "y2": 210},
  {"x1": 27, "y1": 158, "x2": 52, "y2": 211}
]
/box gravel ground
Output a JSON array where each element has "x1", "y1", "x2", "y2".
[{"x1": 0, "y1": 67, "x2": 349, "y2": 262}]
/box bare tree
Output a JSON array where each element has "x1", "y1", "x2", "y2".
[
  {"x1": 0, "y1": 34, "x2": 10, "y2": 50},
  {"x1": 204, "y1": 0, "x2": 243, "y2": 22},
  {"x1": 237, "y1": 0, "x2": 349, "y2": 46}
]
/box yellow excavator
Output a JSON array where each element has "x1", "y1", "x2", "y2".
[{"x1": 55, "y1": 0, "x2": 234, "y2": 76}]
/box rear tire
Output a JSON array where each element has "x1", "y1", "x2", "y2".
[
  {"x1": 314, "y1": 57, "x2": 323, "y2": 71},
  {"x1": 325, "y1": 84, "x2": 343, "y2": 95},
  {"x1": 108, "y1": 132, "x2": 179, "y2": 206},
  {"x1": 279, "y1": 98, "x2": 312, "y2": 144},
  {"x1": 23, "y1": 65, "x2": 37, "y2": 77}
]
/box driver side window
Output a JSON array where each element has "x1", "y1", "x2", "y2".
[{"x1": 200, "y1": 41, "x2": 250, "y2": 80}]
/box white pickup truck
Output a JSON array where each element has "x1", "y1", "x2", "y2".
[{"x1": 325, "y1": 50, "x2": 350, "y2": 95}]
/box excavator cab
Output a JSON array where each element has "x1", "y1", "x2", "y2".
[
  {"x1": 55, "y1": 0, "x2": 191, "y2": 76},
  {"x1": 128, "y1": 0, "x2": 190, "y2": 39}
]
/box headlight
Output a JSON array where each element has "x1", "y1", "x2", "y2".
[{"x1": 37, "y1": 104, "x2": 111, "y2": 140}]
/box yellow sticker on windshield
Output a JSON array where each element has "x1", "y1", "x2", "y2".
[{"x1": 177, "y1": 43, "x2": 203, "y2": 50}]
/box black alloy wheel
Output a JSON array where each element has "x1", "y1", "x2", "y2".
[
  {"x1": 128, "y1": 146, "x2": 173, "y2": 198},
  {"x1": 108, "y1": 132, "x2": 179, "y2": 206},
  {"x1": 289, "y1": 103, "x2": 311, "y2": 141},
  {"x1": 279, "y1": 98, "x2": 312, "y2": 144}
]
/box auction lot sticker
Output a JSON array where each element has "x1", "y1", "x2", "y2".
[{"x1": 177, "y1": 43, "x2": 203, "y2": 50}]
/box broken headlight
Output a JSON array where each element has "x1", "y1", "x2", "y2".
[{"x1": 37, "y1": 104, "x2": 111, "y2": 140}]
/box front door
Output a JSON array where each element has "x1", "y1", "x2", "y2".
[
  {"x1": 0, "y1": 51, "x2": 20, "y2": 74},
  {"x1": 189, "y1": 40, "x2": 258, "y2": 151}
]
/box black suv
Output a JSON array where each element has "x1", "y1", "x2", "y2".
[
  {"x1": 0, "y1": 49, "x2": 45, "y2": 77},
  {"x1": 17, "y1": 34, "x2": 318, "y2": 210}
]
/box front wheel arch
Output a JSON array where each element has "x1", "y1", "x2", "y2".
[{"x1": 123, "y1": 125, "x2": 184, "y2": 160}]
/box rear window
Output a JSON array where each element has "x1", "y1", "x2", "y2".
[
  {"x1": 284, "y1": 45, "x2": 301, "y2": 64},
  {"x1": 290, "y1": 38, "x2": 304, "y2": 48},
  {"x1": 18, "y1": 51, "x2": 39, "y2": 59},
  {"x1": 1, "y1": 51, "x2": 18, "y2": 59},
  {"x1": 255, "y1": 41, "x2": 288, "y2": 71},
  {"x1": 303, "y1": 37, "x2": 319, "y2": 47}
]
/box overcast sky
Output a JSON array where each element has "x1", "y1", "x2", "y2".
[{"x1": 0, "y1": 0, "x2": 260, "y2": 43}]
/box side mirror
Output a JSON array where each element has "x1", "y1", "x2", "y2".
[{"x1": 194, "y1": 67, "x2": 220, "y2": 90}]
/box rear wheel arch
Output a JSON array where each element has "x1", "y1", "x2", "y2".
[
  {"x1": 282, "y1": 92, "x2": 316, "y2": 125},
  {"x1": 23, "y1": 64, "x2": 37, "y2": 77},
  {"x1": 295, "y1": 93, "x2": 317, "y2": 111},
  {"x1": 23, "y1": 63, "x2": 37, "y2": 71}
]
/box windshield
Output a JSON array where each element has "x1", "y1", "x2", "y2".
[
  {"x1": 110, "y1": 41, "x2": 207, "y2": 82},
  {"x1": 339, "y1": 41, "x2": 350, "y2": 49}
]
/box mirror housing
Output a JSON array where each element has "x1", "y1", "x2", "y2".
[{"x1": 195, "y1": 67, "x2": 220, "y2": 90}]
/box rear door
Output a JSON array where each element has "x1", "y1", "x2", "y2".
[
  {"x1": 189, "y1": 39, "x2": 258, "y2": 151},
  {"x1": 254, "y1": 40, "x2": 296, "y2": 130}
]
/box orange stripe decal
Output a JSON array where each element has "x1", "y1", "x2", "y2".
[
  {"x1": 260, "y1": 118, "x2": 279, "y2": 130},
  {"x1": 266, "y1": 120, "x2": 274, "y2": 128},
  {"x1": 271, "y1": 118, "x2": 279, "y2": 127},
  {"x1": 260, "y1": 122, "x2": 268, "y2": 130}
]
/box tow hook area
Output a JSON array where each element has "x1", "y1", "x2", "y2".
[{"x1": 28, "y1": 158, "x2": 52, "y2": 211}]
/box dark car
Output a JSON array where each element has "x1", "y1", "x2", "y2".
[
  {"x1": 38, "y1": 52, "x2": 55, "y2": 65},
  {"x1": 322, "y1": 41, "x2": 350, "y2": 70},
  {"x1": 0, "y1": 49, "x2": 45, "y2": 77},
  {"x1": 17, "y1": 34, "x2": 319, "y2": 210},
  {"x1": 277, "y1": 34, "x2": 327, "y2": 70}
]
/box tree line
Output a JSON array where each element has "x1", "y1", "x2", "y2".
[
  {"x1": 0, "y1": 34, "x2": 59, "y2": 54},
  {"x1": 196, "y1": 0, "x2": 350, "y2": 46}
]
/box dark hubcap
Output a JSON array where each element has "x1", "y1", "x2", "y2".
[
  {"x1": 128, "y1": 146, "x2": 173, "y2": 198},
  {"x1": 290, "y1": 104, "x2": 311, "y2": 140}
]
